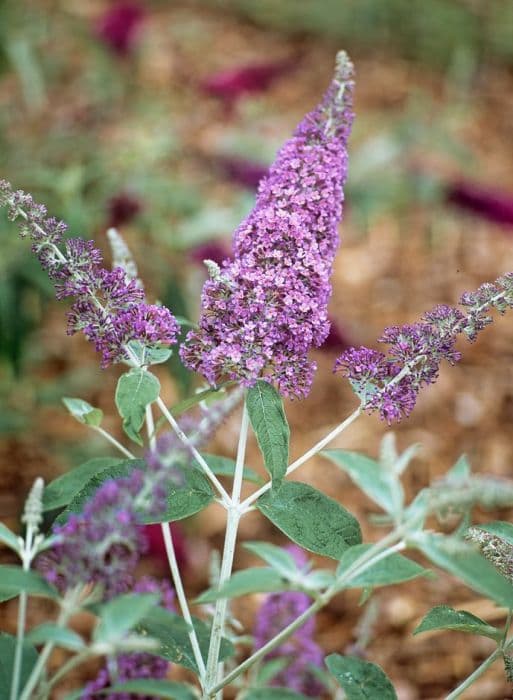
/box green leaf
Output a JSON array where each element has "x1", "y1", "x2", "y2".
[
  {"x1": 414, "y1": 605, "x2": 501, "y2": 640},
  {"x1": 476, "y1": 521, "x2": 513, "y2": 547},
  {"x1": 43, "y1": 457, "x2": 124, "y2": 511},
  {"x1": 115, "y1": 369, "x2": 160, "y2": 445},
  {"x1": 0, "y1": 522, "x2": 20, "y2": 553},
  {"x1": 446, "y1": 454, "x2": 472, "y2": 480},
  {"x1": 325, "y1": 653, "x2": 397, "y2": 699},
  {"x1": 243, "y1": 541, "x2": 300, "y2": 577},
  {"x1": 0, "y1": 633, "x2": 38, "y2": 698},
  {"x1": 411, "y1": 532, "x2": 513, "y2": 608},
  {"x1": 137, "y1": 608, "x2": 234, "y2": 673},
  {"x1": 196, "y1": 568, "x2": 291, "y2": 603},
  {"x1": 27, "y1": 623, "x2": 85, "y2": 650},
  {"x1": 62, "y1": 397, "x2": 103, "y2": 427},
  {"x1": 126, "y1": 340, "x2": 172, "y2": 366},
  {"x1": 54, "y1": 460, "x2": 145, "y2": 526},
  {"x1": 95, "y1": 594, "x2": 160, "y2": 644},
  {"x1": 97, "y1": 680, "x2": 196, "y2": 699},
  {"x1": 257, "y1": 481, "x2": 361, "y2": 559},
  {"x1": 0, "y1": 565, "x2": 59, "y2": 601},
  {"x1": 144, "y1": 463, "x2": 214, "y2": 523},
  {"x1": 244, "y1": 690, "x2": 311, "y2": 700},
  {"x1": 169, "y1": 385, "x2": 232, "y2": 417},
  {"x1": 246, "y1": 381, "x2": 289, "y2": 483},
  {"x1": 322, "y1": 449, "x2": 396, "y2": 514},
  {"x1": 336, "y1": 545, "x2": 430, "y2": 588},
  {"x1": 199, "y1": 453, "x2": 263, "y2": 485}
]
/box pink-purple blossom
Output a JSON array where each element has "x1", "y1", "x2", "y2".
[
  {"x1": 253, "y1": 545, "x2": 324, "y2": 697},
  {"x1": 181, "y1": 52, "x2": 355, "y2": 398},
  {"x1": 0, "y1": 180, "x2": 179, "y2": 367},
  {"x1": 95, "y1": 1, "x2": 145, "y2": 57},
  {"x1": 336, "y1": 274, "x2": 513, "y2": 423}
]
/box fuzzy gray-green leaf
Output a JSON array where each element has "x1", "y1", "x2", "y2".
[{"x1": 247, "y1": 381, "x2": 289, "y2": 483}]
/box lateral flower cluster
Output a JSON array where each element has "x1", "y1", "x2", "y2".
[
  {"x1": 335, "y1": 273, "x2": 513, "y2": 423},
  {"x1": 82, "y1": 577, "x2": 175, "y2": 700},
  {"x1": 0, "y1": 180, "x2": 178, "y2": 367},
  {"x1": 253, "y1": 546, "x2": 324, "y2": 697},
  {"x1": 181, "y1": 52, "x2": 354, "y2": 398}
]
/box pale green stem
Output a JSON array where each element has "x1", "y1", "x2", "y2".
[
  {"x1": 445, "y1": 648, "x2": 503, "y2": 700},
  {"x1": 92, "y1": 425, "x2": 135, "y2": 459},
  {"x1": 19, "y1": 588, "x2": 80, "y2": 700},
  {"x1": 209, "y1": 533, "x2": 406, "y2": 696},
  {"x1": 240, "y1": 405, "x2": 363, "y2": 511},
  {"x1": 38, "y1": 649, "x2": 91, "y2": 698},
  {"x1": 144, "y1": 405, "x2": 207, "y2": 685},
  {"x1": 204, "y1": 405, "x2": 250, "y2": 699},
  {"x1": 10, "y1": 523, "x2": 34, "y2": 700},
  {"x1": 156, "y1": 396, "x2": 231, "y2": 507}
]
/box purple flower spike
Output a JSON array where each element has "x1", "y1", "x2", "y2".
[
  {"x1": 254, "y1": 545, "x2": 324, "y2": 697},
  {"x1": 38, "y1": 471, "x2": 147, "y2": 599},
  {"x1": 182, "y1": 52, "x2": 355, "y2": 398},
  {"x1": 0, "y1": 179, "x2": 179, "y2": 368},
  {"x1": 335, "y1": 275, "x2": 513, "y2": 423}
]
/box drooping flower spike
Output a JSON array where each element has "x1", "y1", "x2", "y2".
[
  {"x1": 0, "y1": 181, "x2": 179, "y2": 367},
  {"x1": 181, "y1": 52, "x2": 355, "y2": 398},
  {"x1": 336, "y1": 273, "x2": 513, "y2": 423}
]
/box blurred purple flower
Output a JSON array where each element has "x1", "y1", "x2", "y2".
[
  {"x1": 321, "y1": 318, "x2": 351, "y2": 351},
  {"x1": 254, "y1": 545, "x2": 324, "y2": 697},
  {"x1": 38, "y1": 471, "x2": 147, "y2": 599},
  {"x1": 447, "y1": 180, "x2": 513, "y2": 227},
  {"x1": 217, "y1": 156, "x2": 269, "y2": 190},
  {"x1": 82, "y1": 577, "x2": 175, "y2": 700},
  {"x1": 107, "y1": 192, "x2": 143, "y2": 228},
  {"x1": 95, "y1": 1, "x2": 145, "y2": 57},
  {"x1": 188, "y1": 240, "x2": 232, "y2": 268},
  {"x1": 201, "y1": 59, "x2": 295, "y2": 109}
]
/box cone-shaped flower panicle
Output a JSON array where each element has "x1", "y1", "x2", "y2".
[{"x1": 181, "y1": 52, "x2": 355, "y2": 398}]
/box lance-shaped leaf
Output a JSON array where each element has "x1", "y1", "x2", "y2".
[
  {"x1": 43, "y1": 457, "x2": 124, "y2": 511},
  {"x1": 336, "y1": 545, "x2": 430, "y2": 588},
  {"x1": 0, "y1": 565, "x2": 59, "y2": 602},
  {"x1": 0, "y1": 633, "x2": 38, "y2": 698},
  {"x1": 62, "y1": 397, "x2": 103, "y2": 427},
  {"x1": 196, "y1": 567, "x2": 292, "y2": 603},
  {"x1": 115, "y1": 369, "x2": 160, "y2": 445},
  {"x1": 94, "y1": 593, "x2": 160, "y2": 644},
  {"x1": 27, "y1": 623, "x2": 85, "y2": 651},
  {"x1": 257, "y1": 481, "x2": 361, "y2": 559},
  {"x1": 0, "y1": 523, "x2": 20, "y2": 554},
  {"x1": 322, "y1": 449, "x2": 397, "y2": 514},
  {"x1": 137, "y1": 608, "x2": 233, "y2": 673},
  {"x1": 414, "y1": 605, "x2": 502, "y2": 641},
  {"x1": 244, "y1": 690, "x2": 312, "y2": 700},
  {"x1": 96, "y1": 680, "x2": 197, "y2": 699},
  {"x1": 325, "y1": 653, "x2": 397, "y2": 700},
  {"x1": 476, "y1": 521, "x2": 513, "y2": 546},
  {"x1": 243, "y1": 541, "x2": 301, "y2": 578},
  {"x1": 247, "y1": 381, "x2": 289, "y2": 483},
  {"x1": 410, "y1": 532, "x2": 513, "y2": 609}
]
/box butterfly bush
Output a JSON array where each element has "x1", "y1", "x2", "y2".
[
  {"x1": 4, "y1": 49, "x2": 513, "y2": 700},
  {"x1": 181, "y1": 52, "x2": 354, "y2": 398}
]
